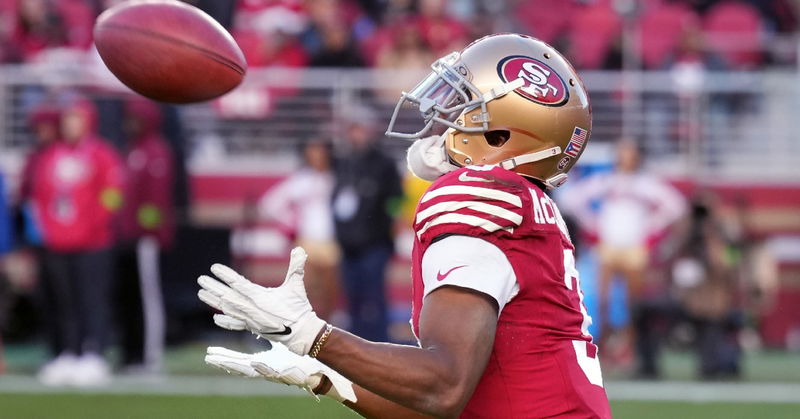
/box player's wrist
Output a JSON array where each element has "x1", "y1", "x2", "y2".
[
  {"x1": 281, "y1": 312, "x2": 326, "y2": 355},
  {"x1": 311, "y1": 374, "x2": 332, "y2": 396},
  {"x1": 318, "y1": 366, "x2": 357, "y2": 403},
  {"x1": 309, "y1": 323, "x2": 333, "y2": 358}
]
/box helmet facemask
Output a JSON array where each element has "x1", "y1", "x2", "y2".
[{"x1": 386, "y1": 52, "x2": 523, "y2": 140}]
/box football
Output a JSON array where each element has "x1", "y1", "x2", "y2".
[{"x1": 93, "y1": 0, "x2": 246, "y2": 104}]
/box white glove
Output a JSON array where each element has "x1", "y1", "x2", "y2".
[
  {"x1": 197, "y1": 247, "x2": 326, "y2": 355},
  {"x1": 205, "y1": 342, "x2": 357, "y2": 403},
  {"x1": 406, "y1": 133, "x2": 458, "y2": 181}
]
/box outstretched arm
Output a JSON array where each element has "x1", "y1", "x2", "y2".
[
  {"x1": 319, "y1": 286, "x2": 497, "y2": 419},
  {"x1": 198, "y1": 249, "x2": 498, "y2": 418}
]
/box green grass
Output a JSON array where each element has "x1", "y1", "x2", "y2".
[
  {"x1": 611, "y1": 401, "x2": 800, "y2": 419},
  {"x1": 0, "y1": 394, "x2": 798, "y2": 419},
  {"x1": 0, "y1": 394, "x2": 357, "y2": 419},
  {"x1": 6, "y1": 343, "x2": 800, "y2": 382}
]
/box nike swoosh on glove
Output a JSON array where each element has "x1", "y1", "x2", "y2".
[
  {"x1": 197, "y1": 247, "x2": 326, "y2": 356},
  {"x1": 406, "y1": 133, "x2": 458, "y2": 181},
  {"x1": 205, "y1": 342, "x2": 356, "y2": 403}
]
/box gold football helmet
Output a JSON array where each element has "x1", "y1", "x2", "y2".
[{"x1": 387, "y1": 33, "x2": 591, "y2": 188}]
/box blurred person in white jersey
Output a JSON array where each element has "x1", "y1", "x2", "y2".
[
  {"x1": 259, "y1": 139, "x2": 340, "y2": 320},
  {"x1": 562, "y1": 139, "x2": 686, "y2": 363}
]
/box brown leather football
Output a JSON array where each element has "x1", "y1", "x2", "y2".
[{"x1": 93, "y1": 0, "x2": 246, "y2": 104}]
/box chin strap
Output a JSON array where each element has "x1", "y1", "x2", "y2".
[
  {"x1": 499, "y1": 146, "x2": 570, "y2": 189},
  {"x1": 544, "y1": 173, "x2": 569, "y2": 189},
  {"x1": 499, "y1": 146, "x2": 561, "y2": 170}
]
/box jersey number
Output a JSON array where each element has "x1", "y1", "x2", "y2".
[{"x1": 563, "y1": 250, "x2": 604, "y2": 387}]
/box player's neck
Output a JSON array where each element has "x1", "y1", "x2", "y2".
[{"x1": 522, "y1": 176, "x2": 546, "y2": 191}]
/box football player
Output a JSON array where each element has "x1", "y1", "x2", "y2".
[{"x1": 198, "y1": 33, "x2": 612, "y2": 418}]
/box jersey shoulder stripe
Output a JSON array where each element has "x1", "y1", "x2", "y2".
[
  {"x1": 420, "y1": 185, "x2": 522, "y2": 207},
  {"x1": 414, "y1": 166, "x2": 529, "y2": 241},
  {"x1": 416, "y1": 200, "x2": 523, "y2": 226}
]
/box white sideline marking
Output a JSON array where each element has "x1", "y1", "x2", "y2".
[
  {"x1": 606, "y1": 381, "x2": 800, "y2": 403},
  {"x1": 1, "y1": 375, "x2": 799, "y2": 403},
  {"x1": 0, "y1": 374, "x2": 304, "y2": 397}
]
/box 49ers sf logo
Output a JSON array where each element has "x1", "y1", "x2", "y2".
[{"x1": 497, "y1": 56, "x2": 568, "y2": 106}]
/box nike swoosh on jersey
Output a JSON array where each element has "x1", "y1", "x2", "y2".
[
  {"x1": 264, "y1": 325, "x2": 293, "y2": 335},
  {"x1": 437, "y1": 265, "x2": 467, "y2": 281},
  {"x1": 458, "y1": 172, "x2": 494, "y2": 183}
]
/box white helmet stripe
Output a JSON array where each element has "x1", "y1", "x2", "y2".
[{"x1": 499, "y1": 146, "x2": 562, "y2": 170}]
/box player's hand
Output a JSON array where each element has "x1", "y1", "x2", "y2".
[
  {"x1": 204, "y1": 342, "x2": 356, "y2": 403},
  {"x1": 197, "y1": 247, "x2": 326, "y2": 356}
]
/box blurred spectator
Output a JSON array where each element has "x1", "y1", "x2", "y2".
[
  {"x1": 375, "y1": 19, "x2": 434, "y2": 70},
  {"x1": 18, "y1": 103, "x2": 60, "y2": 363},
  {"x1": 748, "y1": 0, "x2": 797, "y2": 33},
  {"x1": 301, "y1": 0, "x2": 367, "y2": 56},
  {"x1": 636, "y1": 191, "x2": 744, "y2": 379},
  {"x1": 332, "y1": 109, "x2": 403, "y2": 342},
  {"x1": 116, "y1": 98, "x2": 175, "y2": 374},
  {"x1": 259, "y1": 140, "x2": 340, "y2": 319},
  {"x1": 673, "y1": 192, "x2": 743, "y2": 378},
  {"x1": 309, "y1": 22, "x2": 365, "y2": 67},
  {"x1": 3, "y1": 0, "x2": 69, "y2": 63},
  {"x1": 0, "y1": 169, "x2": 13, "y2": 374},
  {"x1": 233, "y1": 28, "x2": 308, "y2": 68},
  {"x1": 31, "y1": 96, "x2": 124, "y2": 386},
  {"x1": 232, "y1": 0, "x2": 308, "y2": 68},
  {"x1": 562, "y1": 140, "x2": 686, "y2": 364},
  {"x1": 53, "y1": 0, "x2": 95, "y2": 50},
  {"x1": 415, "y1": 0, "x2": 468, "y2": 55},
  {"x1": 374, "y1": 19, "x2": 434, "y2": 101}
]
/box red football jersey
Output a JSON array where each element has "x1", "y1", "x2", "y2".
[{"x1": 411, "y1": 165, "x2": 611, "y2": 418}]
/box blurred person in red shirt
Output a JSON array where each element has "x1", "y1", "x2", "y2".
[
  {"x1": 31, "y1": 96, "x2": 124, "y2": 387},
  {"x1": 115, "y1": 98, "x2": 175, "y2": 374}
]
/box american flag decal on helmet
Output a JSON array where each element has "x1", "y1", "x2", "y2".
[{"x1": 564, "y1": 127, "x2": 587, "y2": 157}]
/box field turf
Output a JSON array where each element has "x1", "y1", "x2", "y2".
[{"x1": 0, "y1": 393, "x2": 798, "y2": 419}]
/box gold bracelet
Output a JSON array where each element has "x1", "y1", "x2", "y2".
[{"x1": 309, "y1": 324, "x2": 333, "y2": 358}]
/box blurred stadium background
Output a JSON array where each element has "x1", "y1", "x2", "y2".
[{"x1": 0, "y1": 0, "x2": 799, "y2": 418}]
